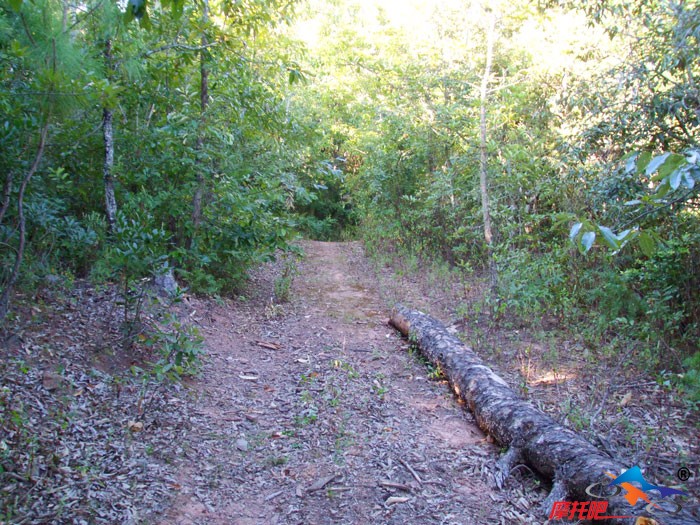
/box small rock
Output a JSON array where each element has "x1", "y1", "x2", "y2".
[
  {"x1": 153, "y1": 263, "x2": 178, "y2": 297},
  {"x1": 235, "y1": 438, "x2": 248, "y2": 452}
]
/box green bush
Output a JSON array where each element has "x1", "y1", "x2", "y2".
[
  {"x1": 495, "y1": 244, "x2": 574, "y2": 322},
  {"x1": 679, "y1": 352, "x2": 700, "y2": 403}
]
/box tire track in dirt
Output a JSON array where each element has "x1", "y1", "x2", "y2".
[{"x1": 158, "y1": 241, "x2": 532, "y2": 525}]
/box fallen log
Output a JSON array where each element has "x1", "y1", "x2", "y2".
[{"x1": 390, "y1": 305, "x2": 698, "y2": 525}]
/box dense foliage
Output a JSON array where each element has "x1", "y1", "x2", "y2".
[
  {"x1": 0, "y1": 0, "x2": 311, "y2": 306},
  {"x1": 285, "y1": 0, "x2": 699, "y2": 397},
  {"x1": 1, "y1": 0, "x2": 698, "y2": 396}
]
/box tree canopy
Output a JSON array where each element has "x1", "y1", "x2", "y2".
[{"x1": 1, "y1": 0, "x2": 698, "y2": 396}]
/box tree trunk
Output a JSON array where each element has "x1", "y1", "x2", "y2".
[
  {"x1": 479, "y1": 12, "x2": 497, "y2": 289},
  {"x1": 389, "y1": 306, "x2": 698, "y2": 525},
  {"x1": 190, "y1": 0, "x2": 210, "y2": 246},
  {"x1": 479, "y1": 12, "x2": 495, "y2": 248},
  {"x1": 103, "y1": 38, "x2": 117, "y2": 233},
  {"x1": 0, "y1": 123, "x2": 49, "y2": 321}
]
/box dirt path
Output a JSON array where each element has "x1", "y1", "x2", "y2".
[{"x1": 159, "y1": 241, "x2": 538, "y2": 524}]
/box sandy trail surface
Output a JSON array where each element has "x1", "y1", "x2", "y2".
[{"x1": 160, "y1": 241, "x2": 521, "y2": 525}]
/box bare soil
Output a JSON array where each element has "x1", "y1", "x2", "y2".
[
  {"x1": 159, "y1": 240, "x2": 543, "y2": 524},
  {"x1": 2, "y1": 240, "x2": 697, "y2": 525}
]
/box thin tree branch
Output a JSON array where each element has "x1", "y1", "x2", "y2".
[
  {"x1": 617, "y1": 188, "x2": 697, "y2": 231},
  {"x1": 67, "y1": 0, "x2": 106, "y2": 32},
  {"x1": 0, "y1": 241, "x2": 19, "y2": 255},
  {"x1": 20, "y1": 13, "x2": 36, "y2": 45}
]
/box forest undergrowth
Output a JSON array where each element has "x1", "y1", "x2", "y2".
[
  {"x1": 1, "y1": 0, "x2": 700, "y2": 521},
  {"x1": 363, "y1": 238, "x2": 700, "y2": 502}
]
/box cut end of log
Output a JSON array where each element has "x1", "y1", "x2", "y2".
[{"x1": 389, "y1": 307, "x2": 411, "y2": 337}]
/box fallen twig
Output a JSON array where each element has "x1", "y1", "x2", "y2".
[
  {"x1": 399, "y1": 458, "x2": 423, "y2": 486},
  {"x1": 378, "y1": 480, "x2": 412, "y2": 492}
]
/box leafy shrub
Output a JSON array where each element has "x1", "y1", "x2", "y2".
[
  {"x1": 296, "y1": 215, "x2": 339, "y2": 241},
  {"x1": 146, "y1": 317, "x2": 204, "y2": 380},
  {"x1": 495, "y1": 244, "x2": 573, "y2": 322},
  {"x1": 679, "y1": 352, "x2": 700, "y2": 403},
  {"x1": 619, "y1": 228, "x2": 700, "y2": 356},
  {"x1": 14, "y1": 193, "x2": 100, "y2": 278},
  {"x1": 91, "y1": 212, "x2": 170, "y2": 337},
  {"x1": 93, "y1": 213, "x2": 169, "y2": 283},
  {"x1": 274, "y1": 252, "x2": 300, "y2": 303}
]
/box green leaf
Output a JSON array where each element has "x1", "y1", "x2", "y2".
[
  {"x1": 645, "y1": 153, "x2": 670, "y2": 175},
  {"x1": 288, "y1": 68, "x2": 306, "y2": 85},
  {"x1": 138, "y1": 8, "x2": 152, "y2": 29},
  {"x1": 172, "y1": 0, "x2": 184, "y2": 19},
  {"x1": 8, "y1": 0, "x2": 22, "y2": 12},
  {"x1": 638, "y1": 231, "x2": 655, "y2": 257},
  {"x1": 124, "y1": 5, "x2": 135, "y2": 23},
  {"x1": 624, "y1": 152, "x2": 638, "y2": 174},
  {"x1": 598, "y1": 226, "x2": 619, "y2": 250},
  {"x1": 655, "y1": 153, "x2": 685, "y2": 179},
  {"x1": 163, "y1": 0, "x2": 184, "y2": 19},
  {"x1": 569, "y1": 222, "x2": 583, "y2": 241},
  {"x1": 581, "y1": 231, "x2": 595, "y2": 252},
  {"x1": 616, "y1": 229, "x2": 632, "y2": 242},
  {"x1": 552, "y1": 212, "x2": 577, "y2": 227},
  {"x1": 669, "y1": 169, "x2": 682, "y2": 190},
  {"x1": 655, "y1": 179, "x2": 671, "y2": 199},
  {"x1": 682, "y1": 170, "x2": 696, "y2": 189},
  {"x1": 636, "y1": 151, "x2": 652, "y2": 174}
]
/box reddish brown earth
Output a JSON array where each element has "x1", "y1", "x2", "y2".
[
  {"x1": 4, "y1": 240, "x2": 695, "y2": 525},
  {"x1": 159, "y1": 241, "x2": 546, "y2": 524}
]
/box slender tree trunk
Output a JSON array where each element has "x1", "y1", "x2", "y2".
[
  {"x1": 479, "y1": 11, "x2": 496, "y2": 286},
  {"x1": 0, "y1": 172, "x2": 14, "y2": 228},
  {"x1": 103, "y1": 106, "x2": 117, "y2": 232},
  {"x1": 103, "y1": 38, "x2": 117, "y2": 233},
  {"x1": 190, "y1": 0, "x2": 210, "y2": 246},
  {"x1": 0, "y1": 123, "x2": 49, "y2": 320}
]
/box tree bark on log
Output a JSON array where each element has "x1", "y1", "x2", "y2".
[{"x1": 390, "y1": 305, "x2": 698, "y2": 525}]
